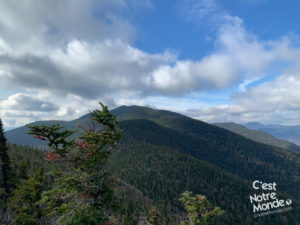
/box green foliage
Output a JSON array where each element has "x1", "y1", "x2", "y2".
[
  {"x1": 147, "y1": 206, "x2": 164, "y2": 225},
  {"x1": 4, "y1": 105, "x2": 300, "y2": 224},
  {"x1": 8, "y1": 144, "x2": 47, "y2": 181},
  {"x1": 0, "y1": 119, "x2": 7, "y2": 145},
  {"x1": 6, "y1": 105, "x2": 300, "y2": 198},
  {"x1": 0, "y1": 119, "x2": 15, "y2": 221},
  {"x1": 179, "y1": 191, "x2": 224, "y2": 225},
  {"x1": 0, "y1": 119, "x2": 14, "y2": 224},
  {"x1": 117, "y1": 116, "x2": 300, "y2": 200},
  {"x1": 115, "y1": 180, "x2": 152, "y2": 225},
  {"x1": 27, "y1": 102, "x2": 122, "y2": 225},
  {"x1": 8, "y1": 168, "x2": 45, "y2": 225},
  {"x1": 0, "y1": 118, "x2": 14, "y2": 203},
  {"x1": 27, "y1": 123, "x2": 77, "y2": 154},
  {"x1": 109, "y1": 139, "x2": 300, "y2": 225},
  {"x1": 16, "y1": 159, "x2": 29, "y2": 181}
]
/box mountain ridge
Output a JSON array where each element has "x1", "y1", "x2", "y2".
[
  {"x1": 5, "y1": 105, "x2": 300, "y2": 224},
  {"x1": 215, "y1": 122, "x2": 300, "y2": 153},
  {"x1": 244, "y1": 122, "x2": 300, "y2": 145}
]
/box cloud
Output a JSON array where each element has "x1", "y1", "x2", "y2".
[
  {"x1": 186, "y1": 72, "x2": 300, "y2": 125},
  {"x1": 0, "y1": 93, "x2": 58, "y2": 112},
  {"x1": 2, "y1": 0, "x2": 299, "y2": 103},
  {"x1": 1, "y1": 0, "x2": 300, "y2": 128},
  {"x1": 216, "y1": 17, "x2": 300, "y2": 76},
  {"x1": 177, "y1": 0, "x2": 220, "y2": 21},
  {"x1": 0, "y1": 39, "x2": 177, "y2": 98},
  {"x1": 0, "y1": 92, "x2": 81, "y2": 128},
  {"x1": 0, "y1": 0, "x2": 136, "y2": 48},
  {"x1": 3, "y1": 12, "x2": 296, "y2": 101},
  {"x1": 148, "y1": 16, "x2": 300, "y2": 96},
  {"x1": 0, "y1": 24, "x2": 259, "y2": 100},
  {"x1": 234, "y1": 73, "x2": 300, "y2": 112},
  {"x1": 0, "y1": 93, "x2": 61, "y2": 128},
  {"x1": 149, "y1": 54, "x2": 238, "y2": 95}
]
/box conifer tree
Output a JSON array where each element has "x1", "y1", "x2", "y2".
[
  {"x1": 179, "y1": 191, "x2": 224, "y2": 225},
  {"x1": 147, "y1": 206, "x2": 164, "y2": 225},
  {"x1": 16, "y1": 159, "x2": 28, "y2": 181},
  {"x1": 0, "y1": 118, "x2": 12, "y2": 201},
  {"x1": 27, "y1": 103, "x2": 122, "y2": 225},
  {"x1": 0, "y1": 119, "x2": 15, "y2": 224},
  {"x1": 8, "y1": 167, "x2": 46, "y2": 225}
]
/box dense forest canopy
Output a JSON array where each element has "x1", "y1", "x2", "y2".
[{"x1": 1, "y1": 105, "x2": 299, "y2": 225}]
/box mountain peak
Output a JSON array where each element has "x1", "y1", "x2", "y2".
[{"x1": 244, "y1": 122, "x2": 263, "y2": 126}]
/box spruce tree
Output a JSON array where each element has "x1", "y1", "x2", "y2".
[
  {"x1": 0, "y1": 118, "x2": 14, "y2": 224},
  {"x1": 8, "y1": 167, "x2": 46, "y2": 225},
  {"x1": 0, "y1": 118, "x2": 11, "y2": 200},
  {"x1": 27, "y1": 103, "x2": 122, "y2": 225}
]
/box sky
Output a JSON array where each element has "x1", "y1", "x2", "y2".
[{"x1": 1, "y1": 0, "x2": 300, "y2": 130}]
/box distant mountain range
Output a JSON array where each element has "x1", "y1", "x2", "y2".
[
  {"x1": 214, "y1": 122, "x2": 300, "y2": 153},
  {"x1": 5, "y1": 105, "x2": 300, "y2": 224},
  {"x1": 244, "y1": 122, "x2": 300, "y2": 146}
]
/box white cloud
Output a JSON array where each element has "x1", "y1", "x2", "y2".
[
  {"x1": 0, "y1": 91, "x2": 87, "y2": 128},
  {"x1": 1, "y1": 0, "x2": 300, "y2": 128},
  {"x1": 217, "y1": 17, "x2": 300, "y2": 76},
  {"x1": 0, "y1": 93, "x2": 58, "y2": 112},
  {"x1": 4, "y1": 13, "x2": 293, "y2": 101},
  {"x1": 0, "y1": 92, "x2": 59, "y2": 128},
  {"x1": 217, "y1": 17, "x2": 273, "y2": 75},
  {"x1": 0, "y1": 39, "x2": 178, "y2": 98},
  {"x1": 177, "y1": 0, "x2": 220, "y2": 21},
  {"x1": 0, "y1": 0, "x2": 136, "y2": 49},
  {"x1": 186, "y1": 72, "x2": 300, "y2": 125},
  {"x1": 2, "y1": 0, "x2": 299, "y2": 101},
  {"x1": 149, "y1": 54, "x2": 238, "y2": 95}
]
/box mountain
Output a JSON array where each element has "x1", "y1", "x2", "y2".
[
  {"x1": 5, "y1": 120, "x2": 78, "y2": 148},
  {"x1": 6, "y1": 106, "x2": 300, "y2": 197},
  {"x1": 111, "y1": 119, "x2": 300, "y2": 224},
  {"x1": 214, "y1": 122, "x2": 300, "y2": 153},
  {"x1": 109, "y1": 139, "x2": 300, "y2": 225},
  {"x1": 245, "y1": 122, "x2": 300, "y2": 145},
  {"x1": 5, "y1": 105, "x2": 183, "y2": 147},
  {"x1": 6, "y1": 105, "x2": 300, "y2": 224},
  {"x1": 116, "y1": 117, "x2": 300, "y2": 195},
  {"x1": 9, "y1": 137, "x2": 300, "y2": 225}
]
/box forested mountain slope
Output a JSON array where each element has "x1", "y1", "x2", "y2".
[
  {"x1": 214, "y1": 122, "x2": 300, "y2": 153},
  {"x1": 110, "y1": 139, "x2": 300, "y2": 225},
  {"x1": 5, "y1": 105, "x2": 300, "y2": 224},
  {"x1": 245, "y1": 122, "x2": 300, "y2": 146}
]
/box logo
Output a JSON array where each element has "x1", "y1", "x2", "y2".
[{"x1": 249, "y1": 180, "x2": 292, "y2": 217}]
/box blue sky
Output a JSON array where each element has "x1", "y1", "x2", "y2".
[
  {"x1": 146, "y1": 1, "x2": 299, "y2": 55},
  {"x1": 1, "y1": 0, "x2": 300, "y2": 129}
]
